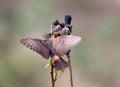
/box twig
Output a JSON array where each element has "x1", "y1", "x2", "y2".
[
  {"x1": 66, "y1": 51, "x2": 74, "y2": 87},
  {"x1": 50, "y1": 59, "x2": 56, "y2": 87}
]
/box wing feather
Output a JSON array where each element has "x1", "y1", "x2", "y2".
[
  {"x1": 20, "y1": 38, "x2": 51, "y2": 59},
  {"x1": 52, "y1": 35, "x2": 81, "y2": 56}
]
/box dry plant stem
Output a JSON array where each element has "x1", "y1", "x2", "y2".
[
  {"x1": 66, "y1": 52, "x2": 74, "y2": 87},
  {"x1": 50, "y1": 60, "x2": 56, "y2": 87}
]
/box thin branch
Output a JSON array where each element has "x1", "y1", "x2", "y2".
[
  {"x1": 50, "y1": 59, "x2": 56, "y2": 87},
  {"x1": 66, "y1": 51, "x2": 74, "y2": 87}
]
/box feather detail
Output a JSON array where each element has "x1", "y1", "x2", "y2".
[
  {"x1": 52, "y1": 35, "x2": 81, "y2": 56},
  {"x1": 20, "y1": 38, "x2": 51, "y2": 59}
]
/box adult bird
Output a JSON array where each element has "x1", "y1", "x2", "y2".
[
  {"x1": 20, "y1": 38, "x2": 68, "y2": 71},
  {"x1": 49, "y1": 15, "x2": 81, "y2": 56},
  {"x1": 20, "y1": 15, "x2": 81, "y2": 70},
  {"x1": 42, "y1": 15, "x2": 81, "y2": 57},
  {"x1": 20, "y1": 32, "x2": 81, "y2": 70}
]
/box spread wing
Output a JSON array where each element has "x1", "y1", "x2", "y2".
[
  {"x1": 20, "y1": 38, "x2": 51, "y2": 59},
  {"x1": 52, "y1": 35, "x2": 81, "y2": 56}
]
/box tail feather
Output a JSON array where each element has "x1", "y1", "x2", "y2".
[{"x1": 54, "y1": 58, "x2": 69, "y2": 71}]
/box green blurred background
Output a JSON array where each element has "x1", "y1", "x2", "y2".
[{"x1": 0, "y1": 0, "x2": 120, "y2": 87}]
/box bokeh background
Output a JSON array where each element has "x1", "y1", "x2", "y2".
[{"x1": 0, "y1": 0, "x2": 120, "y2": 87}]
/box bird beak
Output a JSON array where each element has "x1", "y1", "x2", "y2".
[{"x1": 53, "y1": 32, "x2": 58, "y2": 38}]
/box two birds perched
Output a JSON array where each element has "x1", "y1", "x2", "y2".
[{"x1": 20, "y1": 15, "x2": 81, "y2": 71}]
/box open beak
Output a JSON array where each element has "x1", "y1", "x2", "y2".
[{"x1": 53, "y1": 33, "x2": 58, "y2": 38}]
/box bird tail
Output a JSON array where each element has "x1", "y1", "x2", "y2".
[{"x1": 54, "y1": 57, "x2": 69, "y2": 71}]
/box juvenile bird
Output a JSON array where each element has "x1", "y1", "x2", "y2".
[{"x1": 50, "y1": 15, "x2": 72, "y2": 36}]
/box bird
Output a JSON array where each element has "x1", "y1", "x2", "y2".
[
  {"x1": 20, "y1": 15, "x2": 81, "y2": 70},
  {"x1": 43, "y1": 16, "x2": 81, "y2": 56},
  {"x1": 20, "y1": 33, "x2": 81, "y2": 71},
  {"x1": 63, "y1": 15, "x2": 72, "y2": 35},
  {"x1": 42, "y1": 15, "x2": 81, "y2": 56},
  {"x1": 50, "y1": 20, "x2": 62, "y2": 35},
  {"x1": 50, "y1": 15, "x2": 72, "y2": 36},
  {"x1": 20, "y1": 38, "x2": 69, "y2": 71}
]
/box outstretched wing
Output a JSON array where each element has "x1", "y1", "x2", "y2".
[
  {"x1": 52, "y1": 35, "x2": 81, "y2": 56},
  {"x1": 20, "y1": 38, "x2": 51, "y2": 59}
]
